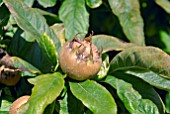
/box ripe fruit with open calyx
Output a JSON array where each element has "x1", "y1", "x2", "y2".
[{"x1": 59, "y1": 32, "x2": 102, "y2": 81}]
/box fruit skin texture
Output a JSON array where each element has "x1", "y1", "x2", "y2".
[
  {"x1": 59, "y1": 37, "x2": 102, "y2": 81},
  {"x1": 10, "y1": 96, "x2": 30, "y2": 114},
  {"x1": 0, "y1": 65, "x2": 21, "y2": 86}
]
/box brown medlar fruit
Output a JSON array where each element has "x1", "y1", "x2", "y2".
[{"x1": 59, "y1": 33, "x2": 102, "y2": 81}]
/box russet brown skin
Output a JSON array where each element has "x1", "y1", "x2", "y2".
[
  {"x1": 59, "y1": 36, "x2": 102, "y2": 81},
  {"x1": 10, "y1": 96, "x2": 30, "y2": 114},
  {"x1": 0, "y1": 66, "x2": 21, "y2": 86}
]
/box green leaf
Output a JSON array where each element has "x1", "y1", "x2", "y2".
[
  {"x1": 11, "y1": 56, "x2": 41, "y2": 74},
  {"x1": 4, "y1": 0, "x2": 61, "y2": 67},
  {"x1": 92, "y1": 35, "x2": 135, "y2": 53},
  {"x1": 125, "y1": 69, "x2": 170, "y2": 91},
  {"x1": 37, "y1": 0, "x2": 57, "y2": 8},
  {"x1": 165, "y1": 92, "x2": 170, "y2": 113},
  {"x1": 59, "y1": 0, "x2": 89, "y2": 41},
  {"x1": 9, "y1": 29, "x2": 53, "y2": 73},
  {"x1": 113, "y1": 71, "x2": 165, "y2": 113},
  {"x1": 94, "y1": 54, "x2": 110, "y2": 80},
  {"x1": 0, "y1": 99, "x2": 12, "y2": 112},
  {"x1": 160, "y1": 30, "x2": 170, "y2": 53},
  {"x1": 86, "y1": 0, "x2": 102, "y2": 8},
  {"x1": 155, "y1": 0, "x2": 170, "y2": 14},
  {"x1": 109, "y1": 46, "x2": 170, "y2": 80},
  {"x1": 59, "y1": 91, "x2": 84, "y2": 114},
  {"x1": 69, "y1": 80, "x2": 117, "y2": 114},
  {"x1": 108, "y1": 0, "x2": 145, "y2": 46},
  {"x1": 0, "y1": 4, "x2": 10, "y2": 26},
  {"x1": 23, "y1": 0, "x2": 34, "y2": 7},
  {"x1": 104, "y1": 75, "x2": 159, "y2": 114},
  {"x1": 26, "y1": 72, "x2": 65, "y2": 114}
]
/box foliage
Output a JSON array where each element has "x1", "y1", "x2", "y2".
[{"x1": 0, "y1": 0, "x2": 170, "y2": 114}]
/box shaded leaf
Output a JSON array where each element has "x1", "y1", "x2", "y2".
[
  {"x1": 11, "y1": 56, "x2": 41, "y2": 74},
  {"x1": 160, "y1": 30, "x2": 170, "y2": 53},
  {"x1": 37, "y1": 0, "x2": 57, "y2": 8},
  {"x1": 26, "y1": 72, "x2": 65, "y2": 114},
  {"x1": 108, "y1": 0, "x2": 145, "y2": 45},
  {"x1": 104, "y1": 75, "x2": 159, "y2": 114},
  {"x1": 86, "y1": 0, "x2": 102, "y2": 8},
  {"x1": 69, "y1": 80, "x2": 117, "y2": 114},
  {"x1": 9, "y1": 29, "x2": 53, "y2": 73},
  {"x1": 59, "y1": 0, "x2": 89, "y2": 41},
  {"x1": 59, "y1": 90, "x2": 84, "y2": 114},
  {"x1": 0, "y1": 4, "x2": 10, "y2": 26},
  {"x1": 4, "y1": 0, "x2": 61, "y2": 67},
  {"x1": 109, "y1": 46, "x2": 170, "y2": 79},
  {"x1": 92, "y1": 35, "x2": 135, "y2": 53},
  {"x1": 155, "y1": 0, "x2": 170, "y2": 14},
  {"x1": 165, "y1": 92, "x2": 170, "y2": 113}
]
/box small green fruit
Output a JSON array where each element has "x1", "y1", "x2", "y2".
[{"x1": 59, "y1": 34, "x2": 102, "y2": 81}]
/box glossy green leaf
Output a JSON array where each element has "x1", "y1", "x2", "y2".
[
  {"x1": 59, "y1": 0, "x2": 89, "y2": 41},
  {"x1": 92, "y1": 35, "x2": 135, "y2": 53},
  {"x1": 69, "y1": 80, "x2": 117, "y2": 114},
  {"x1": 165, "y1": 92, "x2": 170, "y2": 113},
  {"x1": 104, "y1": 75, "x2": 159, "y2": 114},
  {"x1": 109, "y1": 46, "x2": 170, "y2": 79},
  {"x1": 113, "y1": 71, "x2": 165, "y2": 113},
  {"x1": 37, "y1": 0, "x2": 57, "y2": 8},
  {"x1": 125, "y1": 69, "x2": 170, "y2": 91},
  {"x1": 59, "y1": 91, "x2": 84, "y2": 114},
  {"x1": 155, "y1": 0, "x2": 170, "y2": 14},
  {"x1": 4, "y1": 0, "x2": 61, "y2": 66},
  {"x1": 86, "y1": 0, "x2": 102, "y2": 8},
  {"x1": 11, "y1": 56, "x2": 41, "y2": 74},
  {"x1": 26, "y1": 72, "x2": 65, "y2": 114},
  {"x1": 108, "y1": 0, "x2": 145, "y2": 46}
]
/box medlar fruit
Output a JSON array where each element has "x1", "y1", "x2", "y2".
[{"x1": 59, "y1": 33, "x2": 102, "y2": 81}]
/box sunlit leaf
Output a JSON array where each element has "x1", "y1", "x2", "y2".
[
  {"x1": 69, "y1": 80, "x2": 117, "y2": 114},
  {"x1": 86, "y1": 0, "x2": 102, "y2": 8},
  {"x1": 92, "y1": 35, "x2": 135, "y2": 53},
  {"x1": 37, "y1": 0, "x2": 57, "y2": 8},
  {"x1": 59, "y1": 0, "x2": 89, "y2": 41},
  {"x1": 155, "y1": 0, "x2": 170, "y2": 14},
  {"x1": 23, "y1": 0, "x2": 34, "y2": 7},
  {"x1": 26, "y1": 72, "x2": 65, "y2": 114},
  {"x1": 104, "y1": 75, "x2": 159, "y2": 114},
  {"x1": 108, "y1": 0, "x2": 145, "y2": 46},
  {"x1": 109, "y1": 46, "x2": 170, "y2": 79},
  {"x1": 4, "y1": 0, "x2": 61, "y2": 67}
]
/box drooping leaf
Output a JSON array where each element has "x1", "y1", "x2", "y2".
[
  {"x1": 59, "y1": 0, "x2": 89, "y2": 41},
  {"x1": 26, "y1": 72, "x2": 65, "y2": 114},
  {"x1": 11, "y1": 56, "x2": 41, "y2": 74},
  {"x1": 69, "y1": 80, "x2": 117, "y2": 114},
  {"x1": 155, "y1": 0, "x2": 170, "y2": 14},
  {"x1": 108, "y1": 0, "x2": 145, "y2": 46},
  {"x1": 59, "y1": 91, "x2": 84, "y2": 114},
  {"x1": 4, "y1": 0, "x2": 61, "y2": 67},
  {"x1": 37, "y1": 0, "x2": 57, "y2": 8},
  {"x1": 104, "y1": 75, "x2": 159, "y2": 114},
  {"x1": 109, "y1": 46, "x2": 170, "y2": 80},
  {"x1": 92, "y1": 35, "x2": 135, "y2": 53},
  {"x1": 86, "y1": 0, "x2": 102, "y2": 8},
  {"x1": 113, "y1": 71, "x2": 165, "y2": 113},
  {"x1": 165, "y1": 92, "x2": 170, "y2": 113}
]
